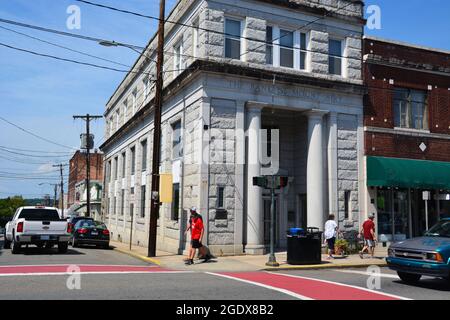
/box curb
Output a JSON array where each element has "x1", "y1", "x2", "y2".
[
  {"x1": 113, "y1": 246, "x2": 162, "y2": 266},
  {"x1": 262, "y1": 261, "x2": 387, "y2": 271}
]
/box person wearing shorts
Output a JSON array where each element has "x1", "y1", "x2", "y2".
[
  {"x1": 324, "y1": 214, "x2": 338, "y2": 259},
  {"x1": 185, "y1": 207, "x2": 210, "y2": 265},
  {"x1": 359, "y1": 213, "x2": 376, "y2": 259}
]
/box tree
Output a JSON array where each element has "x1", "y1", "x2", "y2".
[{"x1": 0, "y1": 196, "x2": 26, "y2": 227}]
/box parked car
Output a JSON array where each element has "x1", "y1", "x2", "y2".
[
  {"x1": 386, "y1": 218, "x2": 450, "y2": 284},
  {"x1": 4, "y1": 206, "x2": 70, "y2": 254},
  {"x1": 67, "y1": 216, "x2": 94, "y2": 234},
  {"x1": 71, "y1": 220, "x2": 110, "y2": 249}
]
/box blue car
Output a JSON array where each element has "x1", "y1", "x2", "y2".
[{"x1": 386, "y1": 218, "x2": 450, "y2": 284}]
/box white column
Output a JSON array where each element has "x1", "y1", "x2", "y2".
[
  {"x1": 306, "y1": 110, "x2": 327, "y2": 230},
  {"x1": 246, "y1": 104, "x2": 264, "y2": 255},
  {"x1": 327, "y1": 112, "x2": 338, "y2": 217}
]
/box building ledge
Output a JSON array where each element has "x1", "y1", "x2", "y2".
[{"x1": 365, "y1": 126, "x2": 450, "y2": 140}]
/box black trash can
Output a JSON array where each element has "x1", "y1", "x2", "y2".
[{"x1": 287, "y1": 227, "x2": 322, "y2": 265}]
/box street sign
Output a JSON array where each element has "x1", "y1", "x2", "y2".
[{"x1": 422, "y1": 191, "x2": 430, "y2": 200}]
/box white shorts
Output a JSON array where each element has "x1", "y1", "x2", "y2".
[{"x1": 365, "y1": 239, "x2": 375, "y2": 247}]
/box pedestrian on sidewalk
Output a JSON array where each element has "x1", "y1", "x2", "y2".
[
  {"x1": 359, "y1": 213, "x2": 377, "y2": 259},
  {"x1": 184, "y1": 207, "x2": 211, "y2": 265},
  {"x1": 324, "y1": 214, "x2": 338, "y2": 259}
]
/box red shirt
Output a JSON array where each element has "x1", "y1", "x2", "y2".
[
  {"x1": 190, "y1": 216, "x2": 203, "y2": 240},
  {"x1": 362, "y1": 220, "x2": 375, "y2": 240}
]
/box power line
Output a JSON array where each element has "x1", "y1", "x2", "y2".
[
  {"x1": 0, "y1": 146, "x2": 72, "y2": 158},
  {"x1": 0, "y1": 24, "x2": 131, "y2": 68},
  {"x1": 0, "y1": 115, "x2": 76, "y2": 150},
  {"x1": 0, "y1": 145, "x2": 72, "y2": 154},
  {"x1": 76, "y1": 0, "x2": 362, "y2": 62},
  {"x1": 0, "y1": 17, "x2": 144, "y2": 50}
]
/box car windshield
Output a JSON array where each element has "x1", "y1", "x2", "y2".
[
  {"x1": 76, "y1": 220, "x2": 106, "y2": 229},
  {"x1": 18, "y1": 209, "x2": 60, "y2": 221},
  {"x1": 424, "y1": 220, "x2": 450, "y2": 238}
]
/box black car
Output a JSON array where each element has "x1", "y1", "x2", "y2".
[
  {"x1": 67, "y1": 216, "x2": 93, "y2": 233},
  {"x1": 71, "y1": 220, "x2": 110, "y2": 249}
]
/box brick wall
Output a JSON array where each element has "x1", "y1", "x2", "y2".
[{"x1": 363, "y1": 38, "x2": 450, "y2": 162}]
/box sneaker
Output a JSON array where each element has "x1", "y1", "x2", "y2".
[
  {"x1": 185, "y1": 259, "x2": 194, "y2": 265},
  {"x1": 359, "y1": 251, "x2": 364, "y2": 259}
]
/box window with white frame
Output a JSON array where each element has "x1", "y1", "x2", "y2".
[
  {"x1": 225, "y1": 18, "x2": 242, "y2": 60},
  {"x1": 192, "y1": 17, "x2": 199, "y2": 58},
  {"x1": 130, "y1": 146, "x2": 136, "y2": 175},
  {"x1": 115, "y1": 109, "x2": 120, "y2": 129},
  {"x1": 279, "y1": 29, "x2": 294, "y2": 68},
  {"x1": 329, "y1": 39, "x2": 343, "y2": 75},
  {"x1": 299, "y1": 33, "x2": 307, "y2": 70},
  {"x1": 266, "y1": 26, "x2": 273, "y2": 65},
  {"x1": 132, "y1": 88, "x2": 137, "y2": 113},
  {"x1": 174, "y1": 42, "x2": 184, "y2": 77},
  {"x1": 393, "y1": 88, "x2": 428, "y2": 130},
  {"x1": 171, "y1": 120, "x2": 182, "y2": 159},
  {"x1": 141, "y1": 139, "x2": 147, "y2": 172},
  {"x1": 143, "y1": 76, "x2": 150, "y2": 100},
  {"x1": 123, "y1": 98, "x2": 128, "y2": 122},
  {"x1": 266, "y1": 27, "x2": 307, "y2": 70}
]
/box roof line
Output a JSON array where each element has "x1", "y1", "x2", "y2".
[{"x1": 364, "y1": 35, "x2": 450, "y2": 56}]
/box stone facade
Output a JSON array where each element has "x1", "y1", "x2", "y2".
[{"x1": 100, "y1": 0, "x2": 365, "y2": 255}]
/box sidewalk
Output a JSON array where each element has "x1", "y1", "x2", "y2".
[{"x1": 111, "y1": 240, "x2": 387, "y2": 272}]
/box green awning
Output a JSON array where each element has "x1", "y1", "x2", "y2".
[{"x1": 367, "y1": 156, "x2": 450, "y2": 190}]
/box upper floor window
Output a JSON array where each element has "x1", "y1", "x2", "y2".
[
  {"x1": 299, "y1": 33, "x2": 307, "y2": 70},
  {"x1": 225, "y1": 18, "x2": 241, "y2": 60},
  {"x1": 280, "y1": 29, "x2": 294, "y2": 68},
  {"x1": 143, "y1": 76, "x2": 150, "y2": 100},
  {"x1": 114, "y1": 156, "x2": 119, "y2": 181},
  {"x1": 121, "y1": 151, "x2": 126, "y2": 177},
  {"x1": 115, "y1": 109, "x2": 120, "y2": 129},
  {"x1": 171, "y1": 120, "x2": 182, "y2": 159},
  {"x1": 393, "y1": 88, "x2": 428, "y2": 130},
  {"x1": 132, "y1": 88, "x2": 138, "y2": 114},
  {"x1": 130, "y1": 146, "x2": 136, "y2": 175},
  {"x1": 123, "y1": 98, "x2": 128, "y2": 122},
  {"x1": 141, "y1": 139, "x2": 147, "y2": 172},
  {"x1": 192, "y1": 17, "x2": 200, "y2": 58},
  {"x1": 329, "y1": 39, "x2": 343, "y2": 75},
  {"x1": 174, "y1": 42, "x2": 184, "y2": 77},
  {"x1": 266, "y1": 26, "x2": 273, "y2": 65}
]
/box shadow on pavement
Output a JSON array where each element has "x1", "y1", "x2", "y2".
[
  {"x1": 21, "y1": 247, "x2": 86, "y2": 256},
  {"x1": 393, "y1": 279, "x2": 450, "y2": 292}
]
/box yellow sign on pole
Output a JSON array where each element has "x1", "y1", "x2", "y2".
[{"x1": 159, "y1": 173, "x2": 173, "y2": 203}]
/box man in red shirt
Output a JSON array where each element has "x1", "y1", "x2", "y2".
[
  {"x1": 185, "y1": 207, "x2": 210, "y2": 265},
  {"x1": 359, "y1": 213, "x2": 377, "y2": 259}
]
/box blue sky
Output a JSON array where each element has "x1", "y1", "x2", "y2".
[{"x1": 0, "y1": 0, "x2": 449, "y2": 199}]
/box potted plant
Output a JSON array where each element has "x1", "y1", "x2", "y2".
[{"x1": 334, "y1": 239, "x2": 349, "y2": 256}]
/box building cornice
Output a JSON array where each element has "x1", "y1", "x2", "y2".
[
  {"x1": 365, "y1": 126, "x2": 450, "y2": 141},
  {"x1": 100, "y1": 59, "x2": 366, "y2": 151}
]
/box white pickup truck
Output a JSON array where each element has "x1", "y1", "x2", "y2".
[{"x1": 3, "y1": 206, "x2": 70, "y2": 254}]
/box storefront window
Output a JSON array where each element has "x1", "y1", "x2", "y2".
[
  {"x1": 393, "y1": 190, "x2": 409, "y2": 241},
  {"x1": 377, "y1": 189, "x2": 392, "y2": 241}
]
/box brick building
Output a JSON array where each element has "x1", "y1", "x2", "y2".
[
  {"x1": 67, "y1": 150, "x2": 104, "y2": 218},
  {"x1": 362, "y1": 36, "x2": 450, "y2": 242}
]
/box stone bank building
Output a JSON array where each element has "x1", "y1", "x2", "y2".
[{"x1": 100, "y1": 0, "x2": 366, "y2": 255}]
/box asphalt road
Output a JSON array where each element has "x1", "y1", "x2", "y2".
[{"x1": 1, "y1": 237, "x2": 449, "y2": 300}]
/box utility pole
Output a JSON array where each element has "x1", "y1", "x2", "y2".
[
  {"x1": 52, "y1": 164, "x2": 68, "y2": 216},
  {"x1": 54, "y1": 184, "x2": 57, "y2": 207},
  {"x1": 74, "y1": 114, "x2": 102, "y2": 217},
  {"x1": 148, "y1": 0, "x2": 166, "y2": 257}
]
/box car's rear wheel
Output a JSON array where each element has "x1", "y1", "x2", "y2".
[
  {"x1": 58, "y1": 242, "x2": 68, "y2": 254},
  {"x1": 11, "y1": 236, "x2": 21, "y2": 254},
  {"x1": 397, "y1": 271, "x2": 421, "y2": 283},
  {"x1": 71, "y1": 237, "x2": 78, "y2": 248},
  {"x1": 102, "y1": 242, "x2": 110, "y2": 250}
]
